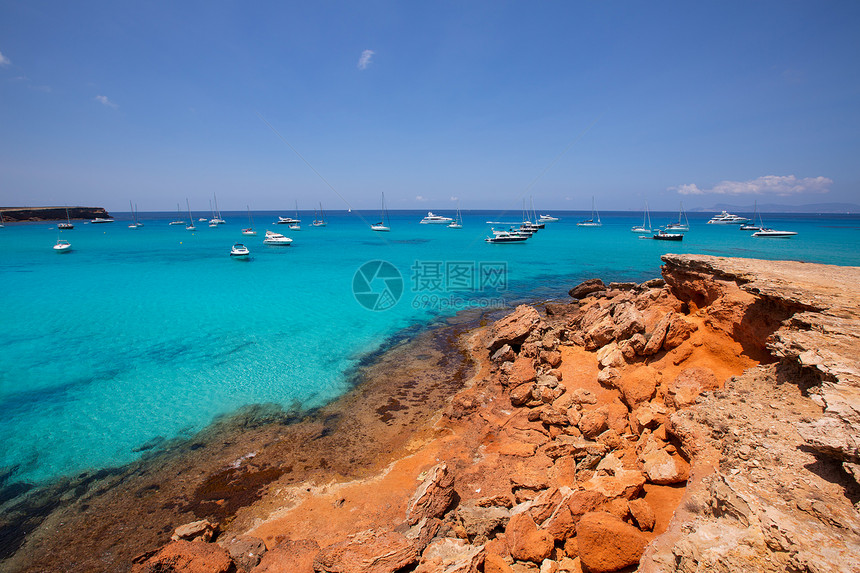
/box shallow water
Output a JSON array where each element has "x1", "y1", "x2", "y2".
[{"x1": 0, "y1": 208, "x2": 857, "y2": 487}]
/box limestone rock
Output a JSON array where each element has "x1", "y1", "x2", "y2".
[
  {"x1": 492, "y1": 344, "x2": 516, "y2": 363},
  {"x1": 640, "y1": 447, "x2": 689, "y2": 485},
  {"x1": 582, "y1": 470, "x2": 646, "y2": 500},
  {"x1": 663, "y1": 314, "x2": 698, "y2": 349},
  {"x1": 171, "y1": 519, "x2": 218, "y2": 543},
  {"x1": 508, "y1": 356, "x2": 537, "y2": 387},
  {"x1": 414, "y1": 538, "x2": 484, "y2": 573},
  {"x1": 132, "y1": 540, "x2": 234, "y2": 573},
  {"x1": 576, "y1": 512, "x2": 648, "y2": 573},
  {"x1": 252, "y1": 539, "x2": 319, "y2": 573},
  {"x1": 569, "y1": 279, "x2": 606, "y2": 299},
  {"x1": 504, "y1": 512, "x2": 554, "y2": 564},
  {"x1": 407, "y1": 463, "x2": 456, "y2": 525},
  {"x1": 486, "y1": 305, "x2": 543, "y2": 352},
  {"x1": 643, "y1": 312, "x2": 673, "y2": 355},
  {"x1": 457, "y1": 504, "x2": 511, "y2": 545},
  {"x1": 313, "y1": 529, "x2": 419, "y2": 573},
  {"x1": 219, "y1": 535, "x2": 267, "y2": 572},
  {"x1": 612, "y1": 303, "x2": 645, "y2": 341},
  {"x1": 627, "y1": 498, "x2": 656, "y2": 531},
  {"x1": 664, "y1": 367, "x2": 719, "y2": 409}
]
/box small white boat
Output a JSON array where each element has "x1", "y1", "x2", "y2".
[
  {"x1": 263, "y1": 230, "x2": 293, "y2": 245},
  {"x1": 665, "y1": 202, "x2": 690, "y2": 231},
  {"x1": 277, "y1": 216, "x2": 299, "y2": 224},
  {"x1": 128, "y1": 201, "x2": 143, "y2": 228},
  {"x1": 577, "y1": 197, "x2": 601, "y2": 227},
  {"x1": 53, "y1": 239, "x2": 72, "y2": 252},
  {"x1": 631, "y1": 202, "x2": 652, "y2": 233},
  {"x1": 371, "y1": 192, "x2": 391, "y2": 231},
  {"x1": 90, "y1": 217, "x2": 115, "y2": 224},
  {"x1": 209, "y1": 194, "x2": 226, "y2": 224},
  {"x1": 230, "y1": 242, "x2": 250, "y2": 258},
  {"x1": 538, "y1": 214, "x2": 559, "y2": 222},
  {"x1": 707, "y1": 210, "x2": 749, "y2": 224},
  {"x1": 419, "y1": 212, "x2": 453, "y2": 224},
  {"x1": 739, "y1": 201, "x2": 762, "y2": 231}
]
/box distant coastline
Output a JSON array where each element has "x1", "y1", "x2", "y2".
[{"x1": 0, "y1": 206, "x2": 111, "y2": 222}]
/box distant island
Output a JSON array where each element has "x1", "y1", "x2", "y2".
[
  {"x1": 0, "y1": 206, "x2": 112, "y2": 222},
  {"x1": 691, "y1": 202, "x2": 860, "y2": 214}
]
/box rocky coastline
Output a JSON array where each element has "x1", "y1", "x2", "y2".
[
  {"x1": 4, "y1": 254, "x2": 859, "y2": 573},
  {"x1": 0, "y1": 206, "x2": 111, "y2": 222}
]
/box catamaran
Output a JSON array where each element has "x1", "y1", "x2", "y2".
[
  {"x1": 209, "y1": 194, "x2": 226, "y2": 225},
  {"x1": 371, "y1": 193, "x2": 391, "y2": 232},
  {"x1": 577, "y1": 197, "x2": 601, "y2": 227}
]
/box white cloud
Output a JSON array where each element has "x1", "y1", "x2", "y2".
[
  {"x1": 672, "y1": 175, "x2": 831, "y2": 196},
  {"x1": 95, "y1": 95, "x2": 118, "y2": 109},
  {"x1": 357, "y1": 49, "x2": 375, "y2": 70},
  {"x1": 0, "y1": 51, "x2": 10, "y2": 66},
  {"x1": 415, "y1": 195, "x2": 427, "y2": 202}
]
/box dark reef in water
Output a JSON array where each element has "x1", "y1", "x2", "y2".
[{"x1": 0, "y1": 206, "x2": 111, "y2": 222}]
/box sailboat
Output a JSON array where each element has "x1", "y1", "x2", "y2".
[
  {"x1": 0, "y1": 211, "x2": 4, "y2": 227},
  {"x1": 577, "y1": 197, "x2": 602, "y2": 227},
  {"x1": 312, "y1": 203, "x2": 327, "y2": 227},
  {"x1": 209, "y1": 194, "x2": 226, "y2": 225},
  {"x1": 242, "y1": 206, "x2": 257, "y2": 235},
  {"x1": 665, "y1": 202, "x2": 690, "y2": 231},
  {"x1": 128, "y1": 201, "x2": 142, "y2": 228},
  {"x1": 371, "y1": 193, "x2": 391, "y2": 231},
  {"x1": 58, "y1": 206, "x2": 74, "y2": 229},
  {"x1": 169, "y1": 203, "x2": 185, "y2": 225},
  {"x1": 185, "y1": 199, "x2": 196, "y2": 231},
  {"x1": 289, "y1": 201, "x2": 301, "y2": 231},
  {"x1": 740, "y1": 201, "x2": 762, "y2": 231},
  {"x1": 631, "y1": 202, "x2": 652, "y2": 233},
  {"x1": 448, "y1": 202, "x2": 463, "y2": 229},
  {"x1": 530, "y1": 198, "x2": 545, "y2": 229}
]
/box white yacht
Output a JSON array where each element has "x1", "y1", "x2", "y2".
[
  {"x1": 230, "y1": 243, "x2": 250, "y2": 258},
  {"x1": 485, "y1": 229, "x2": 529, "y2": 243},
  {"x1": 90, "y1": 217, "x2": 115, "y2": 224},
  {"x1": 419, "y1": 212, "x2": 453, "y2": 224},
  {"x1": 538, "y1": 214, "x2": 559, "y2": 222},
  {"x1": 752, "y1": 228, "x2": 797, "y2": 238},
  {"x1": 263, "y1": 230, "x2": 293, "y2": 245},
  {"x1": 631, "y1": 202, "x2": 651, "y2": 233},
  {"x1": 707, "y1": 210, "x2": 750, "y2": 224}
]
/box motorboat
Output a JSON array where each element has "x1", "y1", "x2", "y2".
[
  {"x1": 230, "y1": 243, "x2": 250, "y2": 258},
  {"x1": 707, "y1": 210, "x2": 749, "y2": 224},
  {"x1": 371, "y1": 192, "x2": 391, "y2": 231},
  {"x1": 577, "y1": 197, "x2": 601, "y2": 227},
  {"x1": 538, "y1": 214, "x2": 559, "y2": 222},
  {"x1": 90, "y1": 217, "x2": 114, "y2": 224},
  {"x1": 653, "y1": 229, "x2": 683, "y2": 241},
  {"x1": 752, "y1": 228, "x2": 797, "y2": 238},
  {"x1": 277, "y1": 216, "x2": 299, "y2": 224},
  {"x1": 419, "y1": 212, "x2": 453, "y2": 224},
  {"x1": 631, "y1": 202, "x2": 652, "y2": 233},
  {"x1": 53, "y1": 239, "x2": 72, "y2": 252},
  {"x1": 263, "y1": 230, "x2": 293, "y2": 245},
  {"x1": 485, "y1": 229, "x2": 529, "y2": 243}
]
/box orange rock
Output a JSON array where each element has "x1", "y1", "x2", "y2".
[
  {"x1": 614, "y1": 367, "x2": 658, "y2": 409},
  {"x1": 484, "y1": 552, "x2": 514, "y2": 573},
  {"x1": 486, "y1": 305, "x2": 543, "y2": 352},
  {"x1": 627, "y1": 498, "x2": 656, "y2": 531},
  {"x1": 582, "y1": 469, "x2": 646, "y2": 500},
  {"x1": 251, "y1": 539, "x2": 319, "y2": 573},
  {"x1": 565, "y1": 490, "x2": 606, "y2": 519},
  {"x1": 313, "y1": 530, "x2": 419, "y2": 573},
  {"x1": 406, "y1": 463, "x2": 456, "y2": 525},
  {"x1": 663, "y1": 314, "x2": 697, "y2": 349},
  {"x1": 132, "y1": 540, "x2": 234, "y2": 573},
  {"x1": 504, "y1": 512, "x2": 554, "y2": 564},
  {"x1": 509, "y1": 356, "x2": 538, "y2": 387},
  {"x1": 578, "y1": 409, "x2": 609, "y2": 439},
  {"x1": 664, "y1": 367, "x2": 719, "y2": 409},
  {"x1": 576, "y1": 512, "x2": 648, "y2": 573},
  {"x1": 510, "y1": 382, "x2": 535, "y2": 406}
]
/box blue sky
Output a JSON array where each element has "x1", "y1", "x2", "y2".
[{"x1": 1, "y1": 1, "x2": 858, "y2": 212}]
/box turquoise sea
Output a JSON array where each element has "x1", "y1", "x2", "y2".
[{"x1": 1, "y1": 209, "x2": 858, "y2": 489}]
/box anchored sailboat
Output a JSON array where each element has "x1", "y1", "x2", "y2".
[{"x1": 371, "y1": 193, "x2": 391, "y2": 232}]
